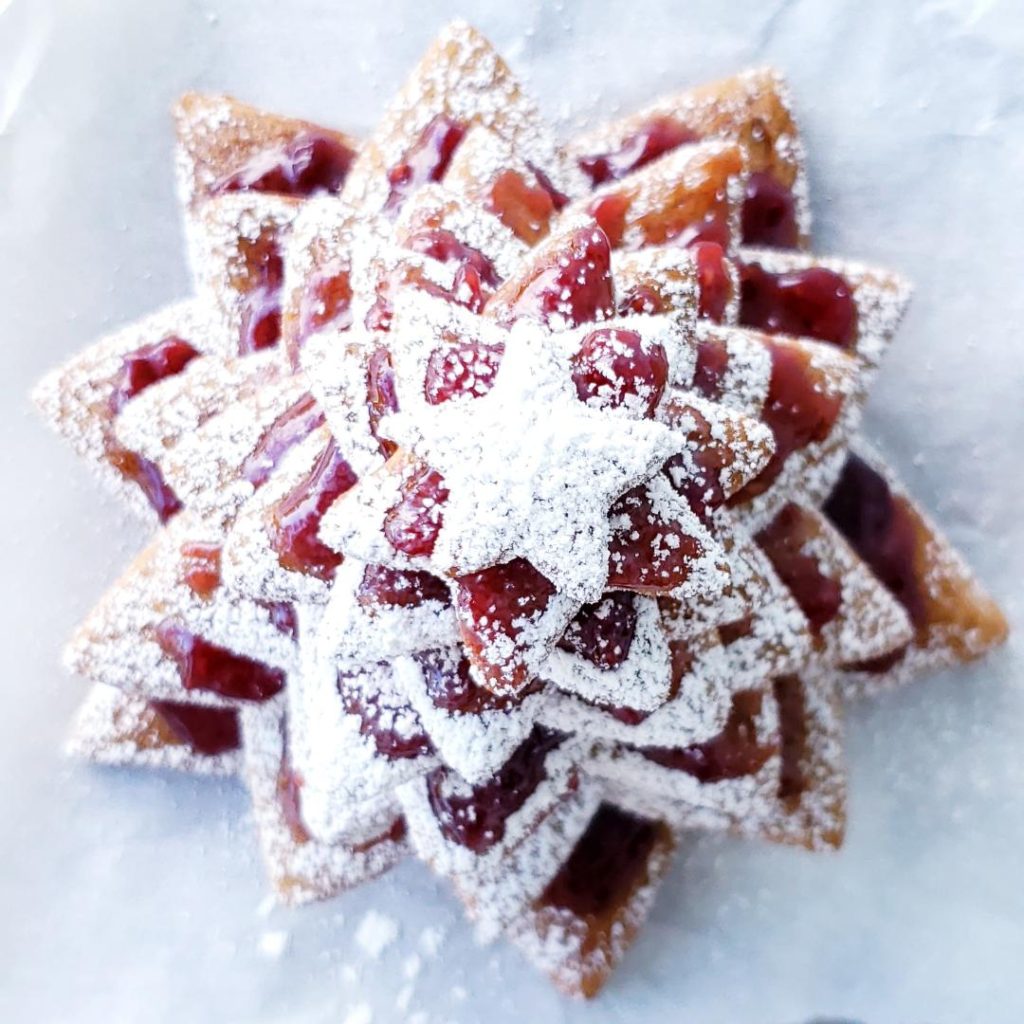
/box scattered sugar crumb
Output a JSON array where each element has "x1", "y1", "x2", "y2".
[
  {"x1": 256, "y1": 894, "x2": 277, "y2": 918},
  {"x1": 396, "y1": 983, "x2": 415, "y2": 1012},
  {"x1": 257, "y1": 929, "x2": 289, "y2": 959},
  {"x1": 356, "y1": 909, "x2": 400, "y2": 959},
  {"x1": 343, "y1": 1004, "x2": 373, "y2": 1024},
  {"x1": 402, "y1": 953, "x2": 423, "y2": 980},
  {"x1": 451, "y1": 985, "x2": 467, "y2": 1002},
  {"x1": 341, "y1": 963, "x2": 362, "y2": 985},
  {"x1": 419, "y1": 925, "x2": 447, "y2": 958}
]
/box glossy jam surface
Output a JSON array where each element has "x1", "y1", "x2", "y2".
[
  {"x1": 607, "y1": 484, "x2": 701, "y2": 594},
  {"x1": 405, "y1": 228, "x2": 500, "y2": 288},
  {"x1": 661, "y1": 408, "x2": 733, "y2": 525},
  {"x1": 691, "y1": 336, "x2": 729, "y2": 401},
  {"x1": 107, "y1": 449, "x2": 184, "y2": 523},
  {"x1": 640, "y1": 690, "x2": 775, "y2": 781},
  {"x1": 424, "y1": 339, "x2": 505, "y2": 405},
  {"x1": 385, "y1": 114, "x2": 465, "y2": 213},
  {"x1": 823, "y1": 454, "x2": 926, "y2": 631},
  {"x1": 214, "y1": 132, "x2": 354, "y2": 197},
  {"x1": 237, "y1": 233, "x2": 285, "y2": 354},
  {"x1": 366, "y1": 346, "x2": 400, "y2": 457},
  {"x1": 425, "y1": 727, "x2": 564, "y2": 853},
  {"x1": 293, "y1": 264, "x2": 353, "y2": 363},
  {"x1": 383, "y1": 463, "x2": 449, "y2": 558},
  {"x1": 502, "y1": 226, "x2": 614, "y2": 328},
  {"x1": 454, "y1": 558, "x2": 557, "y2": 690},
  {"x1": 570, "y1": 328, "x2": 668, "y2": 417},
  {"x1": 772, "y1": 675, "x2": 808, "y2": 805},
  {"x1": 740, "y1": 262, "x2": 857, "y2": 349},
  {"x1": 415, "y1": 649, "x2": 536, "y2": 714},
  {"x1": 692, "y1": 241, "x2": 732, "y2": 322},
  {"x1": 578, "y1": 117, "x2": 699, "y2": 186},
  {"x1": 557, "y1": 593, "x2": 639, "y2": 670},
  {"x1": 488, "y1": 169, "x2": 560, "y2": 245},
  {"x1": 756, "y1": 504, "x2": 842, "y2": 636},
  {"x1": 110, "y1": 336, "x2": 200, "y2": 414},
  {"x1": 181, "y1": 541, "x2": 222, "y2": 598},
  {"x1": 541, "y1": 803, "x2": 660, "y2": 918},
  {"x1": 338, "y1": 672, "x2": 433, "y2": 760},
  {"x1": 357, "y1": 563, "x2": 451, "y2": 609},
  {"x1": 150, "y1": 699, "x2": 241, "y2": 756},
  {"x1": 269, "y1": 437, "x2": 357, "y2": 581},
  {"x1": 242, "y1": 393, "x2": 326, "y2": 488},
  {"x1": 588, "y1": 193, "x2": 631, "y2": 248},
  {"x1": 741, "y1": 171, "x2": 799, "y2": 249},
  {"x1": 731, "y1": 342, "x2": 844, "y2": 502},
  {"x1": 156, "y1": 621, "x2": 285, "y2": 701},
  {"x1": 617, "y1": 283, "x2": 669, "y2": 317}
]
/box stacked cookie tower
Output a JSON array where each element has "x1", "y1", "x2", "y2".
[{"x1": 35, "y1": 22, "x2": 1007, "y2": 997}]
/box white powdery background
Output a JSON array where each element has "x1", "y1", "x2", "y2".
[{"x1": 2, "y1": 1, "x2": 1022, "y2": 1023}]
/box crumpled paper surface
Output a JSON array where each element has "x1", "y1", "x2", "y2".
[{"x1": 1, "y1": 0, "x2": 1022, "y2": 1021}]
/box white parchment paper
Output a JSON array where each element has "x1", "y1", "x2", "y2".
[{"x1": 1, "y1": 1, "x2": 1022, "y2": 1021}]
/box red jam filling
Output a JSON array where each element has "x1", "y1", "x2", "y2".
[
  {"x1": 292, "y1": 264, "x2": 354, "y2": 364},
  {"x1": 488, "y1": 169, "x2": 560, "y2": 245},
  {"x1": 107, "y1": 450, "x2": 184, "y2": 523},
  {"x1": 181, "y1": 541, "x2": 221, "y2": 598},
  {"x1": 588, "y1": 193, "x2": 631, "y2": 248},
  {"x1": 364, "y1": 346, "x2": 400, "y2": 457},
  {"x1": 741, "y1": 171, "x2": 799, "y2": 249},
  {"x1": 639, "y1": 689, "x2": 775, "y2": 781},
  {"x1": 692, "y1": 241, "x2": 732, "y2": 322},
  {"x1": 277, "y1": 763, "x2": 310, "y2": 844},
  {"x1": 578, "y1": 117, "x2": 699, "y2": 186},
  {"x1": 730, "y1": 342, "x2": 844, "y2": 503},
  {"x1": 384, "y1": 114, "x2": 466, "y2": 213},
  {"x1": 773, "y1": 675, "x2": 808, "y2": 805},
  {"x1": 691, "y1": 336, "x2": 730, "y2": 401},
  {"x1": 214, "y1": 132, "x2": 354, "y2": 197},
  {"x1": 110, "y1": 336, "x2": 200, "y2": 414},
  {"x1": 755, "y1": 504, "x2": 843, "y2": 636},
  {"x1": 268, "y1": 437, "x2": 357, "y2": 581},
  {"x1": 617, "y1": 284, "x2": 669, "y2": 316},
  {"x1": 540, "y1": 803, "x2": 660, "y2": 918},
  {"x1": 823, "y1": 454, "x2": 926, "y2": 633},
  {"x1": 383, "y1": 463, "x2": 449, "y2": 558},
  {"x1": 415, "y1": 649, "x2": 538, "y2": 714},
  {"x1": 149, "y1": 700, "x2": 241, "y2": 756},
  {"x1": 338, "y1": 671, "x2": 433, "y2": 760},
  {"x1": 502, "y1": 225, "x2": 614, "y2": 328},
  {"x1": 155, "y1": 621, "x2": 285, "y2": 702},
  {"x1": 454, "y1": 558, "x2": 557, "y2": 691},
  {"x1": 405, "y1": 228, "x2": 500, "y2": 288},
  {"x1": 570, "y1": 328, "x2": 668, "y2": 418},
  {"x1": 607, "y1": 483, "x2": 702, "y2": 594},
  {"x1": 740, "y1": 262, "x2": 857, "y2": 349},
  {"x1": 357, "y1": 563, "x2": 451, "y2": 609},
  {"x1": 261, "y1": 600, "x2": 298, "y2": 639},
  {"x1": 237, "y1": 233, "x2": 285, "y2": 354},
  {"x1": 424, "y1": 726, "x2": 565, "y2": 853},
  {"x1": 557, "y1": 593, "x2": 639, "y2": 671},
  {"x1": 107, "y1": 335, "x2": 200, "y2": 522},
  {"x1": 242, "y1": 392, "x2": 327, "y2": 489},
  {"x1": 424, "y1": 339, "x2": 505, "y2": 405}
]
